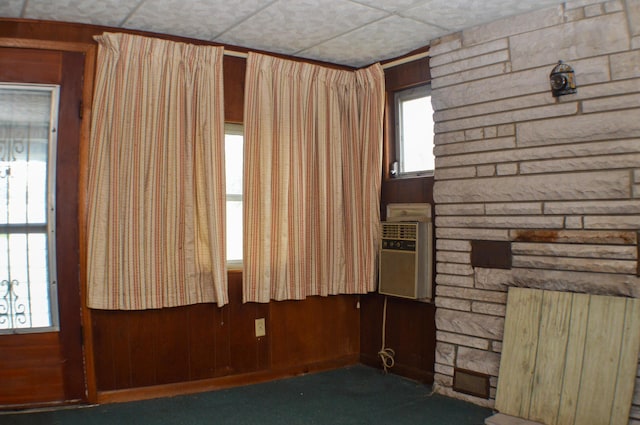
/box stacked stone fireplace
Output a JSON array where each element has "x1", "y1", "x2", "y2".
[{"x1": 429, "y1": 0, "x2": 640, "y2": 422}]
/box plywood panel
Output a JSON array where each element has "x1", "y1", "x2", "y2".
[
  {"x1": 556, "y1": 294, "x2": 589, "y2": 425},
  {"x1": 495, "y1": 287, "x2": 543, "y2": 418},
  {"x1": 496, "y1": 288, "x2": 640, "y2": 425},
  {"x1": 610, "y1": 299, "x2": 640, "y2": 424},
  {"x1": 574, "y1": 295, "x2": 626, "y2": 425},
  {"x1": 528, "y1": 291, "x2": 572, "y2": 425}
]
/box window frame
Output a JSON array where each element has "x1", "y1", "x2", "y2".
[
  {"x1": 0, "y1": 82, "x2": 60, "y2": 335},
  {"x1": 224, "y1": 123, "x2": 243, "y2": 270},
  {"x1": 393, "y1": 83, "x2": 434, "y2": 178}
]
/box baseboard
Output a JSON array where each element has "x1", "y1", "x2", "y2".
[
  {"x1": 96, "y1": 354, "x2": 360, "y2": 404},
  {"x1": 360, "y1": 353, "x2": 433, "y2": 384},
  {"x1": 0, "y1": 399, "x2": 85, "y2": 413}
]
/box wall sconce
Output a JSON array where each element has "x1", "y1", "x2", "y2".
[{"x1": 549, "y1": 60, "x2": 576, "y2": 97}]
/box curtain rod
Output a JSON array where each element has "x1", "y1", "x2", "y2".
[
  {"x1": 222, "y1": 48, "x2": 430, "y2": 69},
  {"x1": 380, "y1": 50, "x2": 430, "y2": 69},
  {"x1": 224, "y1": 49, "x2": 248, "y2": 59}
]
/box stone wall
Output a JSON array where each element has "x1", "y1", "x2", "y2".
[{"x1": 430, "y1": 0, "x2": 640, "y2": 421}]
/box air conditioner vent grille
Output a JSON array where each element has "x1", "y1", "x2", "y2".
[
  {"x1": 381, "y1": 223, "x2": 417, "y2": 240},
  {"x1": 379, "y1": 220, "x2": 432, "y2": 300}
]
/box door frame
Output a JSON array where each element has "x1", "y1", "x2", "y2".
[{"x1": 0, "y1": 37, "x2": 98, "y2": 404}]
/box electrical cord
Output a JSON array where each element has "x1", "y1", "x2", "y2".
[{"x1": 378, "y1": 296, "x2": 395, "y2": 373}]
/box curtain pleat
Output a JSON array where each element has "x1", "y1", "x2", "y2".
[
  {"x1": 86, "y1": 33, "x2": 228, "y2": 309},
  {"x1": 243, "y1": 53, "x2": 385, "y2": 303}
]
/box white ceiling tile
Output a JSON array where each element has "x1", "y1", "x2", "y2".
[
  {"x1": 1, "y1": 0, "x2": 572, "y2": 67},
  {"x1": 216, "y1": 0, "x2": 388, "y2": 55},
  {"x1": 0, "y1": 0, "x2": 24, "y2": 18},
  {"x1": 301, "y1": 15, "x2": 441, "y2": 67},
  {"x1": 401, "y1": 0, "x2": 565, "y2": 30},
  {"x1": 23, "y1": 0, "x2": 140, "y2": 27},
  {"x1": 124, "y1": 0, "x2": 273, "y2": 41}
]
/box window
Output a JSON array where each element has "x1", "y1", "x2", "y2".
[
  {"x1": 0, "y1": 84, "x2": 59, "y2": 333},
  {"x1": 393, "y1": 84, "x2": 434, "y2": 177},
  {"x1": 225, "y1": 124, "x2": 243, "y2": 267}
]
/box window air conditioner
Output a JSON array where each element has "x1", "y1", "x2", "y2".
[{"x1": 378, "y1": 204, "x2": 433, "y2": 300}]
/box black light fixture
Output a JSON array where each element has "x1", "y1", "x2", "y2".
[{"x1": 549, "y1": 60, "x2": 577, "y2": 97}]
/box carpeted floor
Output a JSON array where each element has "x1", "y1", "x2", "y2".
[{"x1": 1, "y1": 365, "x2": 493, "y2": 424}]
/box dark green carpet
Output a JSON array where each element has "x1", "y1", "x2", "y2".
[{"x1": 1, "y1": 365, "x2": 492, "y2": 424}]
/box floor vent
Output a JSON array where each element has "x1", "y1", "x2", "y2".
[{"x1": 453, "y1": 368, "x2": 490, "y2": 399}]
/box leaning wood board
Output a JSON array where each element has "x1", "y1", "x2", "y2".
[{"x1": 495, "y1": 287, "x2": 640, "y2": 425}]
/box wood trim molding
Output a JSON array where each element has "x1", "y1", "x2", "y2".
[
  {"x1": 0, "y1": 37, "x2": 93, "y2": 52},
  {"x1": 77, "y1": 44, "x2": 98, "y2": 404},
  {"x1": 96, "y1": 355, "x2": 359, "y2": 404}
]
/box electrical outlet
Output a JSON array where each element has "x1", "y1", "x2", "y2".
[{"x1": 255, "y1": 318, "x2": 266, "y2": 337}]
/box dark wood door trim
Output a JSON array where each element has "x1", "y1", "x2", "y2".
[{"x1": 0, "y1": 37, "x2": 97, "y2": 405}]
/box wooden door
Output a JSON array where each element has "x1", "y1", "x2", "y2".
[{"x1": 0, "y1": 47, "x2": 86, "y2": 406}]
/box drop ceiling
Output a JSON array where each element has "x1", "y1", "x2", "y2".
[{"x1": 1, "y1": 0, "x2": 566, "y2": 67}]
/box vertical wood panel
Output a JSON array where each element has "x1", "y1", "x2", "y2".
[
  {"x1": 214, "y1": 303, "x2": 232, "y2": 377},
  {"x1": 497, "y1": 289, "x2": 640, "y2": 425},
  {"x1": 156, "y1": 308, "x2": 191, "y2": 384},
  {"x1": 227, "y1": 273, "x2": 269, "y2": 374},
  {"x1": 187, "y1": 303, "x2": 217, "y2": 380},
  {"x1": 57, "y1": 50, "x2": 86, "y2": 402},
  {"x1": 610, "y1": 299, "x2": 640, "y2": 424},
  {"x1": 90, "y1": 310, "x2": 117, "y2": 390},
  {"x1": 495, "y1": 288, "x2": 543, "y2": 417},
  {"x1": 112, "y1": 313, "x2": 133, "y2": 389},
  {"x1": 128, "y1": 311, "x2": 157, "y2": 387},
  {"x1": 528, "y1": 291, "x2": 572, "y2": 425},
  {"x1": 270, "y1": 295, "x2": 359, "y2": 370},
  {"x1": 223, "y1": 56, "x2": 245, "y2": 123},
  {"x1": 574, "y1": 296, "x2": 626, "y2": 425},
  {"x1": 556, "y1": 294, "x2": 589, "y2": 425}
]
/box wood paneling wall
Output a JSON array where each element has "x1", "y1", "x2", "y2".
[
  {"x1": 92, "y1": 272, "x2": 359, "y2": 392},
  {"x1": 1, "y1": 19, "x2": 434, "y2": 404},
  {"x1": 0, "y1": 19, "x2": 362, "y2": 403},
  {"x1": 360, "y1": 56, "x2": 436, "y2": 383}
]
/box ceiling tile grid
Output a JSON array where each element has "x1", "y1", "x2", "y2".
[
  {"x1": 216, "y1": 0, "x2": 388, "y2": 56},
  {"x1": 300, "y1": 14, "x2": 442, "y2": 67},
  {"x1": 3, "y1": 0, "x2": 567, "y2": 67},
  {"x1": 400, "y1": 0, "x2": 572, "y2": 30},
  {"x1": 123, "y1": 0, "x2": 274, "y2": 42}
]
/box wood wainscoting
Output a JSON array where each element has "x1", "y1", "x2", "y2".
[{"x1": 92, "y1": 272, "x2": 361, "y2": 401}]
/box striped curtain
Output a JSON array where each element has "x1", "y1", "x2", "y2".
[
  {"x1": 243, "y1": 53, "x2": 385, "y2": 303},
  {"x1": 86, "y1": 33, "x2": 228, "y2": 309}
]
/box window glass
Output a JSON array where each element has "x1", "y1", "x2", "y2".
[
  {"x1": 395, "y1": 84, "x2": 434, "y2": 176},
  {"x1": 0, "y1": 84, "x2": 59, "y2": 333},
  {"x1": 225, "y1": 124, "x2": 243, "y2": 266}
]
